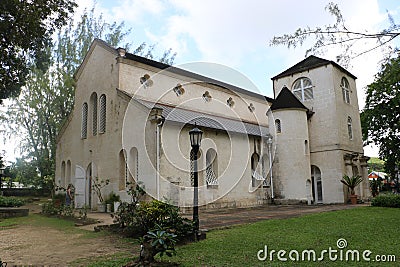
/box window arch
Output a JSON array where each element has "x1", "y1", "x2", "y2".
[
  {"x1": 128, "y1": 147, "x2": 138, "y2": 184},
  {"x1": 61, "y1": 161, "x2": 66, "y2": 187},
  {"x1": 347, "y1": 116, "x2": 353, "y2": 140},
  {"x1": 66, "y1": 160, "x2": 71, "y2": 186},
  {"x1": 99, "y1": 94, "x2": 106, "y2": 134},
  {"x1": 119, "y1": 149, "x2": 127, "y2": 190},
  {"x1": 341, "y1": 77, "x2": 350, "y2": 104},
  {"x1": 81, "y1": 103, "x2": 88, "y2": 139},
  {"x1": 292, "y1": 77, "x2": 313, "y2": 101},
  {"x1": 275, "y1": 119, "x2": 281, "y2": 133},
  {"x1": 251, "y1": 152, "x2": 260, "y2": 187},
  {"x1": 206, "y1": 148, "x2": 218, "y2": 186},
  {"x1": 90, "y1": 93, "x2": 98, "y2": 136}
]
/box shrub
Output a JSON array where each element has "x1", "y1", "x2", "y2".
[
  {"x1": 113, "y1": 183, "x2": 193, "y2": 239},
  {"x1": 140, "y1": 226, "x2": 178, "y2": 263},
  {"x1": 135, "y1": 200, "x2": 193, "y2": 239},
  {"x1": 41, "y1": 201, "x2": 75, "y2": 217},
  {"x1": 0, "y1": 196, "x2": 25, "y2": 207},
  {"x1": 371, "y1": 194, "x2": 400, "y2": 208}
]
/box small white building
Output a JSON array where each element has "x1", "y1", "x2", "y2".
[{"x1": 56, "y1": 39, "x2": 370, "y2": 209}]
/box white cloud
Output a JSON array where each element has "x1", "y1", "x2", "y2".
[{"x1": 110, "y1": 0, "x2": 165, "y2": 24}]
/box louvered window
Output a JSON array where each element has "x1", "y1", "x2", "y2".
[
  {"x1": 99, "y1": 94, "x2": 106, "y2": 133},
  {"x1": 81, "y1": 103, "x2": 88, "y2": 139},
  {"x1": 91, "y1": 93, "x2": 98, "y2": 136}
]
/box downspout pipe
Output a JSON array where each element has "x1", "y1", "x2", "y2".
[{"x1": 156, "y1": 117, "x2": 165, "y2": 200}]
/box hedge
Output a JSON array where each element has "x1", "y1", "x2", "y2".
[{"x1": 371, "y1": 194, "x2": 400, "y2": 208}]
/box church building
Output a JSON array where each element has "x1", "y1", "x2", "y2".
[{"x1": 55, "y1": 39, "x2": 370, "y2": 209}]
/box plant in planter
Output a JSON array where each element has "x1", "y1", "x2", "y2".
[
  {"x1": 91, "y1": 177, "x2": 110, "y2": 212},
  {"x1": 341, "y1": 175, "x2": 363, "y2": 204},
  {"x1": 105, "y1": 191, "x2": 120, "y2": 212}
]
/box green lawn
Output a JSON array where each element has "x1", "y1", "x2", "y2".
[
  {"x1": 0, "y1": 213, "x2": 101, "y2": 238},
  {"x1": 159, "y1": 207, "x2": 398, "y2": 266},
  {"x1": 2, "y1": 207, "x2": 399, "y2": 266}
]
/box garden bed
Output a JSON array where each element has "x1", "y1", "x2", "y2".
[{"x1": 0, "y1": 207, "x2": 29, "y2": 218}]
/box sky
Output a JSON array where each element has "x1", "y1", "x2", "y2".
[
  {"x1": 2, "y1": 0, "x2": 400, "y2": 162},
  {"x1": 75, "y1": 0, "x2": 400, "y2": 158}
]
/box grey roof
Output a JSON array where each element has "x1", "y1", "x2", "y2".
[
  {"x1": 135, "y1": 98, "x2": 268, "y2": 136},
  {"x1": 270, "y1": 87, "x2": 308, "y2": 111},
  {"x1": 124, "y1": 52, "x2": 274, "y2": 103},
  {"x1": 271, "y1": 55, "x2": 357, "y2": 80},
  {"x1": 85, "y1": 38, "x2": 274, "y2": 103}
]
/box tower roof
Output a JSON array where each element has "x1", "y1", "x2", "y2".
[
  {"x1": 270, "y1": 87, "x2": 308, "y2": 111},
  {"x1": 271, "y1": 55, "x2": 357, "y2": 80}
]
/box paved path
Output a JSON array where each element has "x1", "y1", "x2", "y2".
[
  {"x1": 195, "y1": 204, "x2": 366, "y2": 230},
  {"x1": 81, "y1": 204, "x2": 367, "y2": 231}
]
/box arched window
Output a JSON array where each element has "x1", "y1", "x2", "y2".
[
  {"x1": 99, "y1": 94, "x2": 106, "y2": 134},
  {"x1": 206, "y1": 148, "x2": 218, "y2": 186},
  {"x1": 347, "y1": 116, "x2": 353, "y2": 140},
  {"x1": 251, "y1": 152, "x2": 260, "y2": 187},
  {"x1": 119, "y1": 150, "x2": 127, "y2": 190},
  {"x1": 292, "y1": 77, "x2": 313, "y2": 101},
  {"x1": 275, "y1": 119, "x2": 281, "y2": 133},
  {"x1": 66, "y1": 160, "x2": 71, "y2": 186},
  {"x1": 81, "y1": 103, "x2": 88, "y2": 139},
  {"x1": 341, "y1": 77, "x2": 350, "y2": 104},
  {"x1": 61, "y1": 161, "x2": 66, "y2": 187},
  {"x1": 90, "y1": 93, "x2": 98, "y2": 136},
  {"x1": 128, "y1": 147, "x2": 138, "y2": 184}
]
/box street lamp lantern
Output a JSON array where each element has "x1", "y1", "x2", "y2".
[
  {"x1": 189, "y1": 127, "x2": 203, "y2": 147},
  {"x1": 189, "y1": 125, "x2": 203, "y2": 241}
]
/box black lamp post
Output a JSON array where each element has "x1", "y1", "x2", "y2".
[
  {"x1": 0, "y1": 167, "x2": 4, "y2": 196},
  {"x1": 189, "y1": 125, "x2": 203, "y2": 240},
  {"x1": 395, "y1": 165, "x2": 399, "y2": 193}
]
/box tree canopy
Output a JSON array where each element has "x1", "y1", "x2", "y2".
[
  {"x1": 270, "y1": 2, "x2": 400, "y2": 68},
  {"x1": 361, "y1": 55, "x2": 400, "y2": 176},
  {"x1": 1, "y1": 6, "x2": 176, "y2": 188},
  {"x1": 0, "y1": 0, "x2": 77, "y2": 103}
]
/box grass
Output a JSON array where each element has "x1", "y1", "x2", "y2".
[
  {"x1": 70, "y1": 252, "x2": 136, "y2": 267},
  {"x1": 2, "y1": 206, "x2": 399, "y2": 266},
  {"x1": 0, "y1": 213, "x2": 102, "y2": 238},
  {"x1": 158, "y1": 207, "x2": 399, "y2": 266}
]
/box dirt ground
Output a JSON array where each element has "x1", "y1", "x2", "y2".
[{"x1": 0, "y1": 202, "x2": 135, "y2": 266}]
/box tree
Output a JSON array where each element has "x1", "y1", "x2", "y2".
[
  {"x1": 361, "y1": 55, "x2": 400, "y2": 177},
  {"x1": 270, "y1": 2, "x2": 400, "y2": 67},
  {"x1": 0, "y1": 0, "x2": 77, "y2": 103},
  {"x1": 1, "y1": 6, "x2": 176, "y2": 186}
]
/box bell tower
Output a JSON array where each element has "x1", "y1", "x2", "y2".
[{"x1": 270, "y1": 56, "x2": 369, "y2": 203}]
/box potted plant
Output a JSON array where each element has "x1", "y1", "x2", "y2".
[
  {"x1": 105, "y1": 192, "x2": 120, "y2": 213},
  {"x1": 341, "y1": 175, "x2": 363, "y2": 204},
  {"x1": 91, "y1": 177, "x2": 110, "y2": 212}
]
